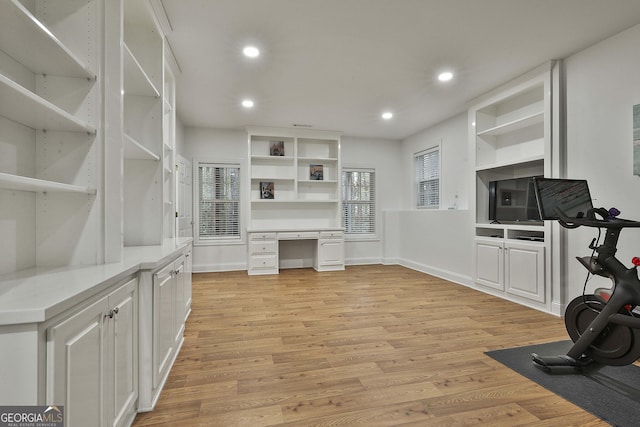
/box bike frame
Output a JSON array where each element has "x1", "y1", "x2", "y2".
[{"x1": 560, "y1": 217, "x2": 640, "y2": 361}]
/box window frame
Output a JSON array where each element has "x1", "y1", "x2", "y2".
[
  {"x1": 341, "y1": 167, "x2": 377, "y2": 239},
  {"x1": 194, "y1": 160, "x2": 242, "y2": 245},
  {"x1": 415, "y1": 144, "x2": 441, "y2": 209}
]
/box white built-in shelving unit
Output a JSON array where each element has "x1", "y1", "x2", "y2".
[
  {"x1": 469, "y1": 62, "x2": 561, "y2": 313},
  {"x1": 246, "y1": 127, "x2": 344, "y2": 275},
  {"x1": 248, "y1": 127, "x2": 342, "y2": 230},
  {"x1": 0, "y1": 2, "x2": 190, "y2": 423},
  {"x1": 0, "y1": 0, "x2": 99, "y2": 274},
  {"x1": 123, "y1": 0, "x2": 165, "y2": 247}
]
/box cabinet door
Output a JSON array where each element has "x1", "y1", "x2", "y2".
[
  {"x1": 184, "y1": 248, "x2": 192, "y2": 321},
  {"x1": 317, "y1": 238, "x2": 344, "y2": 270},
  {"x1": 108, "y1": 278, "x2": 138, "y2": 427},
  {"x1": 505, "y1": 242, "x2": 545, "y2": 302},
  {"x1": 153, "y1": 262, "x2": 176, "y2": 388},
  {"x1": 48, "y1": 297, "x2": 109, "y2": 427},
  {"x1": 174, "y1": 255, "x2": 186, "y2": 344},
  {"x1": 474, "y1": 239, "x2": 504, "y2": 290}
]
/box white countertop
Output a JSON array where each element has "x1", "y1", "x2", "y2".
[{"x1": 0, "y1": 238, "x2": 192, "y2": 326}]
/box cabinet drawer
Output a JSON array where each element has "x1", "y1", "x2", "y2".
[
  {"x1": 249, "y1": 232, "x2": 277, "y2": 240},
  {"x1": 319, "y1": 231, "x2": 343, "y2": 239},
  {"x1": 278, "y1": 231, "x2": 319, "y2": 240},
  {"x1": 249, "y1": 255, "x2": 278, "y2": 270},
  {"x1": 249, "y1": 240, "x2": 277, "y2": 255}
]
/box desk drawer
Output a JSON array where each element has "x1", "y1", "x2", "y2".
[
  {"x1": 249, "y1": 254, "x2": 278, "y2": 270},
  {"x1": 319, "y1": 231, "x2": 344, "y2": 239},
  {"x1": 249, "y1": 232, "x2": 277, "y2": 241},
  {"x1": 278, "y1": 231, "x2": 319, "y2": 240},
  {"x1": 249, "y1": 240, "x2": 277, "y2": 255}
]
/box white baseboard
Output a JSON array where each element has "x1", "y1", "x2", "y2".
[
  {"x1": 397, "y1": 258, "x2": 472, "y2": 288},
  {"x1": 192, "y1": 262, "x2": 246, "y2": 273}
]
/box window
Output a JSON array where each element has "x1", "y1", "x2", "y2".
[
  {"x1": 196, "y1": 162, "x2": 240, "y2": 242},
  {"x1": 415, "y1": 146, "x2": 440, "y2": 208},
  {"x1": 342, "y1": 169, "x2": 375, "y2": 235}
]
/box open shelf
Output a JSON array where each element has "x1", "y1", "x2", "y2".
[
  {"x1": 477, "y1": 111, "x2": 544, "y2": 137},
  {"x1": 251, "y1": 199, "x2": 339, "y2": 204},
  {"x1": 475, "y1": 154, "x2": 544, "y2": 172},
  {"x1": 0, "y1": 0, "x2": 95, "y2": 78},
  {"x1": 123, "y1": 43, "x2": 160, "y2": 97},
  {"x1": 124, "y1": 133, "x2": 160, "y2": 161},
  {"x1": 0, "y1": 74, "x2": 95, "y2": 133},
  {"x1": 0, "y1": 172, "x2": 96, "y2": 194}
]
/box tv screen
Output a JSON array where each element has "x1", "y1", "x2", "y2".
[
  {"x1": 489, "y1": 176, "x2": 542, "y2": 223},
  {"x1": 533, "y1": 178, "x2": 593, "y2": 220}
]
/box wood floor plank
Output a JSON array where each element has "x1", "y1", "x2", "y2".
[{"x1": 132, "y1": 265, "x2": 609, "y2": 426}]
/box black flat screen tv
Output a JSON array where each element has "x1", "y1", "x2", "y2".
[
  {"x1": 489, "y1": 176, "x2": 543, "y2": 223},
  {"x1": 532, "y1": 177, "x2": 593, "y2": 220}
]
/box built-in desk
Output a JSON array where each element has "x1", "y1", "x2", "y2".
[{"x1": 247, "y1": 229, "x2": 345, "y2": 275}]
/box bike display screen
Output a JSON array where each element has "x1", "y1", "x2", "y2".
[{"x1": 533, "y1": 178, "x2": 594, "y2": 220}]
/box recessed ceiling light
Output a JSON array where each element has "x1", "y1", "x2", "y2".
[
  {"x1": 243, "y1": 46, "x2": 260, "y2": 58},
  {"x1": 382, "y1": 111, "x2": 393, "y2": 120},
  {"x1": 438, "y1": 71, "x2": 454, "y2": 82},
  {"x1": 242, "y1": 99, "x2": 254, "y2": 108}
]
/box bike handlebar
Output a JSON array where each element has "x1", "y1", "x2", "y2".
[{"x1": 554, "y1": 207, "x2": 640, "y2": 230}]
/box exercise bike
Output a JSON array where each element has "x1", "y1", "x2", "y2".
[{"x1": 531, "y1": 178, "x2": 640, "y2": 371}]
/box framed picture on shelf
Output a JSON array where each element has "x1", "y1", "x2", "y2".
[
  {"x1": 260, "y1": 181, "x2": 274, "y2": 199},
  {"x1": 310, "y1": 164, "x2": 324, "y2": 180},
  {"x1": 269, "y1": 140, "x2": 285, "y2": 156}
]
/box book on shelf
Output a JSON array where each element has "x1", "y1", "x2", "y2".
[
  {"x1": 269, "y1": 140, "x2": 285, "y2": 156},
  {"x1": 260, "y1": 181, "x2": 274, "y2": 199},
  {"x1": 310, "y1": 164, "x2": 323, "y2": 180}
]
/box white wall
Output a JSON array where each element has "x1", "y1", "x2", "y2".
[
  {"x1": 341, "y1": 135, "x2": 402, "y2": 264},
  {"x1": 183, "y1": 127, "x2": 248, "y2": 272},
  {"x1": 564, "y1": 24, "x2": 640, "y2": 299},
  {"x1": 387, "y1": 112, "x2": 474, "y2": 285}
]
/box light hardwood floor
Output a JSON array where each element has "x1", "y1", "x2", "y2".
[{"x1": 132, "y1": 265, "x2": 607, "y2": 426}]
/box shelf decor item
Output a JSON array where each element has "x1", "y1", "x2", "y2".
[
  {"x1": 310, "y1": 164, "x2": 324, "y2": 180},
  {"x1": 269, "y1": 140, "x2": 285, "y2": 156},
  {"x1": 260, "y1": 181, "x2": 274, "y2": 199}
]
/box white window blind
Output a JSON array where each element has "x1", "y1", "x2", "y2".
[
  {"x1": 416, "y1": 147, "x2": 440, "y2": 208},
  {"x1": 197, "y1": 163, "x2": 240, "y2": 240},
  {"x1": 342, "y1": 169, "x2": 375, "y2": 234}
]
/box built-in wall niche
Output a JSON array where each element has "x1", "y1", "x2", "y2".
[
  {"x1": 475, "y1": 83, "x2": 545, "y2": 170},
  {"x1": 476, "y1": 160, "x2": 544, "y2": 225},
  {"x1": 250, "y1": 202, "x2": 338, "y2": 230}
]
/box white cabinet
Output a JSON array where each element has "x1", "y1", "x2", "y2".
[
  {"x1": 505, "y1": 240, "x2": 545, "y2": 303},
  {"x1": 248, "y1": 233, "x2": 279, "y2": 275},
  {"x1": 47, "y1": 277, "x2": 138, "y2": 427},
  {"x1": 474, "y1": 235, "x2": 545, "y2": 305},
  {"x1": 139, "y1": 251, "x2": 189, "y2": 411},
  {"x1": 153, "y1": 261, "x2": 177, "y2": 388},
  {"x1": 474, "y1": 238, "x2": 504, "y2": 290},
  {"x1": 315, "y1": 231, "x2": 345, "y2": 271},
  {"x1": 247, "y1": 127, "x2": 342, "y2": 230}
]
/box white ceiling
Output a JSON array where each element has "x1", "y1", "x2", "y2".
[{"x1": 160, "y1": 0, "x2": 640, "y2": 140}]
